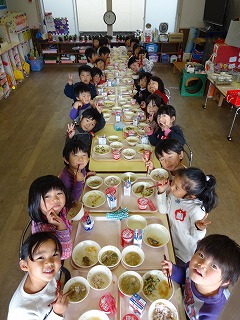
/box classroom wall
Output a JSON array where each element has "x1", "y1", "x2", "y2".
[
  {"x1": 179, "y1": 0, "x2": 205, "y2": 28},
  {"x1": 6, "y1": 0, "x2": 39, "y2": 28}
]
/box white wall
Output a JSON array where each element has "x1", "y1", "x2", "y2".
[
  {"x1": 6, "y1": 0, "x2": 39, "y2": 28},
  {"x1": 180, "y1": 0, "x2": 205, "y2": 28}
]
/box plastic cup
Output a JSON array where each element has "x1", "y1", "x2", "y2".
[
  {"x1": 137, "y1": 197, "x2": 149, "y2": 210},
  {"x1": 112, "y1": 149, "x2": 121, "y2": 160},
  {"x1": 121, "y1": 228, "x2": 134, "y2": 246}
]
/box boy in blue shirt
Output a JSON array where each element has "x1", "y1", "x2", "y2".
[
  {"x1": 64, "y1": 65, "x2": 96, "y2": 102},
  {"x1": 162, "y1": 234, "x2": 240, "y2": 320}
]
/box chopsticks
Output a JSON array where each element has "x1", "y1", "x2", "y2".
[
  {"x1": 48, "y1": 289, "x2": 72, "y2": 306},
  {"x1": 146, "y1": 181, "x2": 168, "y2": 189},
  {"x1": 74, "y1": 164, "x2": 80, "y2": 186},
  {"x1": 164, "y1": 254, "x2": 172, "y2": 289}
]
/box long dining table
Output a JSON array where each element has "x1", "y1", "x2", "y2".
[{"x1": 64, "y1": 172, "x2": 187, "y2": 320}]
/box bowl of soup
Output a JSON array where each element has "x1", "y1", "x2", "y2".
[
  {"x1": 63, "y1": 276, "x2": 90, "y2": 303},
  {"x1": 86, "y1": 176, "x2": 103, "y2": 190},
  {"x1": 143, "y1": 224, "x2": 170, "y2": 248},
  {"x1": 98, "y1": 245, "x2": 122, "y2": 269},
  {"x1": 121, "y1": 245, "x2": 145, "y2": 268},
  {"x1": 118, "y1": 270, "x2": 143, "y2": 297},
  {"x1": 87, "y1": 265, "x2": 112, "y2": 291}
]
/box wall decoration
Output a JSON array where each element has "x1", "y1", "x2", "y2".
[{"x1": 54, "y1": 17, "x2": 69, "y2": 35}]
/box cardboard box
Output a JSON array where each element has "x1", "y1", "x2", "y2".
[
  {"x1": 225, "y1": 18, "x2": 240, "y2": 48},
  {"x1": 212, "y1": 43, "x2": 240, "y2": 69},
  {"x1": 168, "y1": 32, "x2": 184, "y2": 42}
]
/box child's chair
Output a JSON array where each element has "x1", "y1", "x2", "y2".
[
  {"x1": 183, "y1": 142, "x2": 193, "y2": 166},
  {"x1": 165, "y1": 88, "x2": 171, "y2": 103}
]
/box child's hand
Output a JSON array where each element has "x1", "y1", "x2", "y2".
[
  {"x1": 73, "y1": 101, "x2": 83, "y2": 110},
  {"x1": 68, "y1": 74, "x2": 73, "y2": 85},
  {"x1": 52, "y1": 291, "x2": 68, "y2": 316},
  {"x1": 86, "y1": 171, "x2": 96, "y2": 178},
  {"x1": 46, "y1": 210, "x2": 66, "y2": 231},
  {"x1": 161, "y1": 258, "x2": 173, "y2": 277},
  {"x1": 140, "y1": 101, "x2": 146, "y2": 110},
  {"x1": 144, "y1": 126, "x2": 153, "y2": 136},
  {"x1": 157, "y1": 179, "x2": 170, "y2": 194},
  {"x1": 195, "y1": 213, "x2": 211, "y2": 231},
  {"x1": 67, "y1": 123, "x2": 75, "y2": 139},
  {"x1": 142, "y1": 157, "x2": 154, "y2": 172},
  {"x1": 95, "y1": 104, "x2": 102, "y2": 114},
  {"x1": 76, "y1": 170, "x2": 85, "y2": 182}
]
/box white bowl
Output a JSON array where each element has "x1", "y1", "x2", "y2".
[
  {"x1": 67, "y1": 202, "x2": 85, "y2": 221},
  {"x1": 63, "y1": 276, "x2": 90, "y2": 303},
  {"x1": 126, "y1": 136, "x2": 139, "y2": 146},
  {"x1": 122, "y1": 148, "x2": 136, "y2": 160},
  {"x1": 72, "y1": 240, "x2": 101, "y2": 268},
  {"x1": 127, "y1": 215, "x2": 147, "y2": 230},
  {"x1": 87, "y1": 265, "x2": 112, "y2": 291},
  {"x1": 107, "y1": 135, "x2": 120, "y2": 143},
  {"x1": 118, "y1": 270, "x2": 143, "y2": 297},
  {"x1": 132, "y1": 181, "x2": 154, "y2": 198},
  {"x1": 123, "y1": 125, "x2": 139, "y2": 138},
  {"x1": 122, "y1": 104, "x2": 132, "y2": 109},
  {"x1": 112, "y1": 106, "x2": 122, "y2": 113},
  {"x1": 110, "y1": 141, "x2": 124, "y2": 150},
  {"x1": 86, "y1": 176, "x2": 103, "y2": 189},
  {"x1": 124, "y1": 111, "x2": 134, "y2": 120},
  {"x1": 135, "y1": 144, "x2": 152, "y2": 155},
  {"x1": 104, "y1": 175, "x2": 121, "y2": 187},
  {"x1": 93, "y1": 145, "x2": 111, "y2": 155},
  {"x1": 121, "y1": 245, "x2": 145, "y2": 268},
  {"x1": 122, "y1": 172, "x2": 137, "y2": 184},
  {"x1": 103, "y1": 100, "x2": 115, "y2": 108},
  {"x1": 108, "y1": 94, "x2": 116, "y2": 101},
  {"x1": 148, "y1": 299, "x2": 179, "y2": 320},
  {"x1": 150, "y1": 168, "x2": 169, "y2": 183},
  {"x1": 143, "y1": 224, "x2": 170, "y2": 248},
  {"x1": 119, "y1": 98, "x2": 128, "y2": 105},
  {"x1": 138, "y1": 122, "x2": 149, "y2": 128},
  {"x1": 98, "y1": 245, "x2": 122, "y2": 269},
  {"x1": 79, "y1": 310, "x2": 110, "y2": 320},
  {"x1": 82, "y1": 190, "x2": 106, "y2": 208},
  {"x1": 142, "y1": 270, "x2": 174, "y2": 302}
]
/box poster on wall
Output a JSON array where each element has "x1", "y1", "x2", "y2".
[
  {"x1": 44, "y1": 13, "x2": 56, "y2": 32},
  {"x1": 0, "y1": 0, "x2": 7, "y2": 10}
]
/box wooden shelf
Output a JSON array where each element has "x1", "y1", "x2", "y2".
[{"x1": 143, "y1": 41, "x2": 182, "y2": 63}]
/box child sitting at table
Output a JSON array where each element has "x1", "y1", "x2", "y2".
[
  {"x1": 144, "y1": 93, "x2": 163, "y2": 135},
  {"x1": 28, "y1": 175, "x2": 73, "y2": 260},
  {"x1": 92, "y1": 36, "x2": 100, "y2": 51},
  {"x1": 69, "y1": 82, "x2": 103, "y2": 123},
  {"x1": 161, "y1": 234, "x2": 240, "y2": 320},
  {"x1": 157, "y1": 167, "x2": 218, "y2": 264},
  {"x1": 146, "y1": 75, "x2": 168, "y2": 105},
  {"x1": 128, "y1": 55, "x2": 154, "y2": 76},
  {"x1": 91, "y1": 67, "x2": 104, "y2": 86},
  {"x1": 66, "y1": 108, "x2": 105, "y2": 148},
  {"x1": 148, "y1": 104, "x2": 186, "y2": 146},
  {"x1": 85, "y1": 47, "x2": 98, "y2": 68},
  {"x1": 64, "y1": 64, "x2": 96, "y2": 102},
  {"x1": 7, "y1": 232, "x2": 68, "y2": 320},
  {"x1": 99, "y1": 46, "x2": 110, "y2": 63},
  {"x1": 95, "y1": 58, "x2": 106, "y2": 71},
  {"x1": 133, "y1": 71, "x2": 152, "y2": 105},
  {"x1": 143, "y1": 138, "x2": 186, "y2": 180},
  {"x1": 59, "y1": 140, "x2": 91, "y2": 204}
]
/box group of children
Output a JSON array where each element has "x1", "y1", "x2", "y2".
[{"x1": 7, "y1": 36, "x2": 240, "y2": 320}]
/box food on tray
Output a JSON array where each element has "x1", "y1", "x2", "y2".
[
  {"x1": 143, "y1": 275, "x2": 160, "y2": 296},
  {"x1": 124, "y1": 252, "x2": 141, "y2": 266},
  {"x1": 136, "y1": 144, "x2": 153, "y2": 154},
  {"x1": 94, "y1": 145, "x2": 110, "y2": 155},
  {"x1": 88, "y1": 180, "x2": 102, "y2": 188},
  {"x1": 122, "y1": 174, "x2": 137, "y2": 183},
  {"x1": 103, "y1": 100, "x2": 115, "y2": 107},
  {"x1": 87, "y1": 194, "x2": 101, "y2": 206},
  {"x1": 147, "y1": 237, "x2": 160, "y2": 247},
  {"x1": 89, "y1": 273, "x2": 110, "y2": 290},
  {"x1": 101, "y1": 250, "x2": 119, "y2": 266},
  {"x1": 143, "y1": 275, "x2": 169, "y2": 301},
  {"x1": 133, "y1": 184, "x2": 154, "y2": 197},
  {"x1": 151, "y1": 173, "x2": 167, "y2": 181},
  {"x1": 153, "y1": 302, "x2": 174, "y2": 320},
  {"x1": 104, "y1": 176, "x2": 121, "y2": 187},
  {"x1": 107, "y1": 135, "x2": 120, "y2": 143},
  {"x1": 82, "y1": 191, "x2": 105, "y2": 208},
  {"x1": 68, "y1": 282, "x2": 87, "y2": 302},
  {"x1": 120, "y1": 275, "x2": 141, "y2": 296},
  {"x1": 82, "y1": 256, "x2": 92, "y2": 266}
]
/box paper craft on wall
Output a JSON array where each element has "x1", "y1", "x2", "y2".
[
  {"x1": 44, "y1": 12, "x2": 56, "y2": 32},
  {"x1": 54, "y1": 17, "x2": 69, "y2": 35}
]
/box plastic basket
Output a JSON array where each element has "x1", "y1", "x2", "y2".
[
  {"x1": 145, "y1": 43, "x2": 158, "y2": 53},
  {"x1": 149, "y1": 54, "x2": 159, "y2": 63},
  {"x1": 29, "y1": 58, "x2": 44, "y2": 71},
  {"x1": 161, "y1": 54, "x2": 170, "y2": 63}
]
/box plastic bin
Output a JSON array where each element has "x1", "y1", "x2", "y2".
[
  {"x1": 145, "y1": 43, "x2": 158, "y2": 53},
  {"x1": 180, "y1": 69, "x2": 207, "y2": 97},
  {"x1": 29, "y1": 58, "x2": 44, "y2": 71},
  {"x1": 161, "y1": 54, "x2": 170, "y2": 63},
  {"x1": 149, "y1": 54, "x2": 159, "y2": 63}
]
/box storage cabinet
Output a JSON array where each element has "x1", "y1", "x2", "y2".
[
  {"x1": 9, "y1": 28, "x2": 33, "y2": 57},
  {"x1": 38, "y1": 41, "x2": 125, "y2": 65},
  {"x1": 0, "y1": 55, "x2": 10, "y2": 99},
  {"x1": 143, "y1": 41, "x2": 182, "y2": 63}
]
